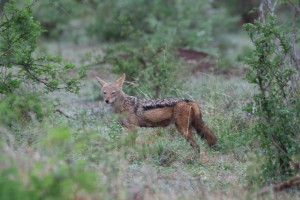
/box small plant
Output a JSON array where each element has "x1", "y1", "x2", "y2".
[
  {"x1": 151, "y1": 143, "x2": 178, "y2": 167},
  {"x1": 107, "y1": 119, "x2": 122, "y2": 140}
]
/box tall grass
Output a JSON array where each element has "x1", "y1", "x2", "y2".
[{"x1": 2, "y1": 68, "x2": 300, "y2": 199}]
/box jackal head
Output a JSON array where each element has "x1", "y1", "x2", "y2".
[{"x1": 96, "y1": 73, "x2": 125, "y2": 104}]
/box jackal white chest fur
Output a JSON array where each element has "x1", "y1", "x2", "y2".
[{"x1": 96, "y1": 74, "x2": 216, "y2": 152}]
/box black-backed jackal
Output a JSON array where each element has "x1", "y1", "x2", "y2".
[{"x1": 96, "y1": 74, "x2": 216, "y2": 152}]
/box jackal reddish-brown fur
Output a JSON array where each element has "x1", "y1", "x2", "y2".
[{"x1": 96, "y1": 73, "x2": 216, "y2": 152}]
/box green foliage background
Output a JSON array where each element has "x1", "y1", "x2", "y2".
[{"x1": 0, "y1": 0, "x2": 299, "y2": 199}]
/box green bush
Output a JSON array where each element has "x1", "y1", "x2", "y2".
[
  {"x1": 0, "y1": 92, "x2": 49, "y2": 127},
  {"x1": 0, "y1": 166, "x2": 24, "y2": 200},
  {"x1": 0, "y1": 1, "x2": 84, "y2": 95},
  {"x1": 0, "y1": 126, "x2": 99, "y2": 200},
  {"x1": 244, "y1": 15, "x2": 300, "y2": 185}
]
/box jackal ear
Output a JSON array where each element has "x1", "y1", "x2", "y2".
[
  {"x1": 96, "y1": 76, "x2": 108, "y2": 88},
  {"x1": 115, "y1": 73, "x2": 126, "y2": 88}
]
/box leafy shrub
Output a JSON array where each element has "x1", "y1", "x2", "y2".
[
  {"x1": 0, "y1": 2, "x2": 84, "y2": 95},
  {"x1": 0, "y1": 126, "x2": 98, "y2": 200},
  {"x1": 0, "y1": 167, "x2": 27, "y2": 200},
  {"x1": 0, "y1": 1, "x2": 87, "y2": 131},
  {"x1": 244, "y1": 14, "x2": 300, "y2": 185},
  {"x1": 0, "y1": 92, "x2": 49, "y2": 127}
]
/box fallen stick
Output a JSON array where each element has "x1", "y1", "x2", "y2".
[
  {"x1": 55, "y1": 108, "x2": 75, "y2": 119},
  {"x1": 258, "y1": 173, "x2": 300, "y2": 196}
]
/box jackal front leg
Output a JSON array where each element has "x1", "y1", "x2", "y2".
[
  {"x1": 118, "y1": 118, "x2": 137, "y2": 134},
  {"x1": 118, "y1": 118, "x2": 138, "y2": 145}
]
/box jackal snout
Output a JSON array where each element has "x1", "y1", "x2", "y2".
[{"x1": 103, "y1": 91, "x2": 117, "y2": 104}]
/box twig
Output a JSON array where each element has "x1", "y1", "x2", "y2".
[
  {"x1": 271, "y1": 135, "x2": 300, "y2": 171},
  {"x1": 259, "y1": 0, "x2": 266, "y2": 22},
  {"x1": 55, "y1": 108, "x2": 75, "y2": 119},
  {"x1": 157, "y1": 174, "x2": 202, "y2": 181},
  {"x1": 21, "y1": 62, "x2": 77, "y2": 92},
  {"x1": 258, "y1": 173, "x2": 300, "y2": 196},
  {"x1": 287, "y1": 0, "x2": 300, "y2": 15}
]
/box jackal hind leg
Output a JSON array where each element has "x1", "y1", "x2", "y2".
[{"x1": 175, "y1": 121, "x2": 200, "y2": 153}]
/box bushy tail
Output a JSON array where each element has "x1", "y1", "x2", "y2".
[{"x1": 191, "y1": 103, "x2": 217, "y2": 147}]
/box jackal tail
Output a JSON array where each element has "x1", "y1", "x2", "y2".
[{"x1": 191, "y1": 103, "x2": 217, "y2": 147}]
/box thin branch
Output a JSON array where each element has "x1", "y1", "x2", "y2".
[
  {"x1": 258, "y1": 174, "x2": 300, "y2": 196},
  {"x1": 287, "y1": 0, "x2": 300, "y2": 14},
  {"x1": 55, "y1": 108, "x2": 75, "y2": 119},
  {"x1": 290, "y1": 6, "x2": 300, "y2": 72},
  {"x1": 25, "y1": 0, "x2": 39, "y2": 9},
  {"x1": 266, "y1": 0, "x2": 278, "y2": 15},
  {"x1": 0, "y1": 32, "x2": 29, "y2": 58},
  {"x1": 48, "y1": 0, "x2": 69, "y2": 16},
  {"x1": 273, "y1": 38, "x2": 288, "y2": 71},
  {"x1": 21, "y1": 62, "x2": 75, "y2": 92},
  {"x1": 157, "y1": 174, "x2": 202, "y2": 181},
  {"x1": 257, "y1": 0, "x2": 269, "y2": 95},
  {"x1": 259, "y1": 0, "x2": 266, "y2": 22},
  {"x1": 271, "y1": 134, "x2": 300, "y2": 171}
]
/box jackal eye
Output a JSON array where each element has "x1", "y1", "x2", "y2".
[
  {"x1": 103, "y1": 92, "x2": 107, "y2": 95},
  {"x1": 111, "y1": 92, "x2": 116, "y2": 95}
]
